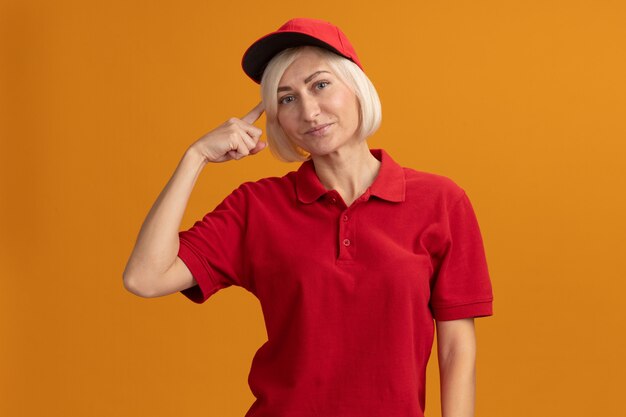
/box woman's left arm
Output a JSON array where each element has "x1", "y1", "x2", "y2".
[{"x1": 436, "y1": 317, "x2": 477, "y2": 417}]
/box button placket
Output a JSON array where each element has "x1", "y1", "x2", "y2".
[{"x1": 338, "y1": 208, "x2": 354, "y2": 260}]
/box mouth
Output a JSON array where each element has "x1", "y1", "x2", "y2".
[{"x1": 304, "y1": 123, "x2": 334, "y2": 135}]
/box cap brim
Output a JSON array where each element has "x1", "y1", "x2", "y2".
[{"x1": 241, "y1": 32, "x2": 346, "y2": 84}]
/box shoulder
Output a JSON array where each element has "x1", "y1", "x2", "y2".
[
  {"x1": 238, "y1": 170, "x2": 296, "y2": 191},
  {"x1": 401, "y1": 167, "x2": 467, "y2": 207},
  {"x1": 229, "y1": 170, "x2": 298, "y2": 204}
]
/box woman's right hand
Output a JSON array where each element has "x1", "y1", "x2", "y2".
[{"x1": 189, "y1": 102, "x2": 267, "y2": 163}]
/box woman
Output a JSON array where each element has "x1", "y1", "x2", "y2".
[{"x1": 123, "y1": 17, "x2": 494, "y2": 417}]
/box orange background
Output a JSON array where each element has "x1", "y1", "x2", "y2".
[{"x1": 1, "y1": 1, "x2": 625, "y2": 416}]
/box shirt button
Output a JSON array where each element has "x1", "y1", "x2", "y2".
[
  {"x1": 343, "y1": 215, "x2": 349, "y2": 222},
  {"x1": 330, "y1": 197, "x2": 337, "y2": 204},
  {"x1": 343, "y1": 239, "x2": 351, "y2": 246}
]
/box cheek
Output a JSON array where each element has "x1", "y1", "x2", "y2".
[
  {"x1": 277, "y1": 109, "x2": 297, "y2": 131},
  {"x1": 353, "y1": 99, "x2": 361, "y2": 124},
  {"x1": 276, "y1": 114, "x2": 287, "y2": 132},
  {"x1": 333, "y1": 89, "x2": 359, "y2": 120},
  {"x1": 342, "y1": 96, "x2": 360, "y2": 127}
]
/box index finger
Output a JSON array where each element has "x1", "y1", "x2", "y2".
[{"x1": 241, "y1": 102, "x2": 265, "y2": 125}]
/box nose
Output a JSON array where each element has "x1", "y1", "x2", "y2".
[{"x1": 300, "y1": 94, "x2": 321, "y2": 122}]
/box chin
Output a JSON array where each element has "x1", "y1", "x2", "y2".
[{"x1": 301, "y1": 141, "x2": 341, "y2": 157}]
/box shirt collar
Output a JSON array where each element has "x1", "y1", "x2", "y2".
[{"x1": 295, "y1": 149, "x2": 406, "y2": 204}]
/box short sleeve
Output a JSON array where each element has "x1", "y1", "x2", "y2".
[
  {"x1": 177, "y1": 186, "x2": 249, "y2": 304},
  {"x1": 429, "y1": 192, "x2": 494, "y2": 321}
]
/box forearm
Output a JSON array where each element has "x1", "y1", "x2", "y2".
[
  {"x1": 438, "y1": 345, "x2": 476, "y2": 417},
  {"x1": 124, "y1": 148, "x2": 205, "y2": 281}
]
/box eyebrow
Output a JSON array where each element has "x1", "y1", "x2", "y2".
[{"x1": 277, "y1": 70, "x2": 330, "y2": 93}]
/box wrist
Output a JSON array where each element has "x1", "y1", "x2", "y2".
[{"x1": 183, "y1": 146, "x2": 208, "y2": 168}]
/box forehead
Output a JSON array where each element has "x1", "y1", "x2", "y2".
[{"x1": 279, "y1": 48, "x2": 332, "y2": 84}]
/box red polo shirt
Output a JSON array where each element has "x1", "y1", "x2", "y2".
[{"x1": 177, "y1": 149, "x2": 493, "y2": 417}]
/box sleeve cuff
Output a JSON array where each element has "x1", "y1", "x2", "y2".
[
  {"x1": 432, "y1": 299, "x2": 493, "y2": 321},
  {"x1": 177, "y1": 239, "x2": 223, "y2": 304}
]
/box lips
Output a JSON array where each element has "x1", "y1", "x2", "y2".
[{"x1": 304, "y1": 123, "x2": 333, "y2": 135}]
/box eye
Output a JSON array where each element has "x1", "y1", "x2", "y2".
[
  {"x1": 279, "y1": 95, "x2": 295, "y2": 105},
  {"x1": 315, "y1": 81, "x2": 330, "y2": 89}
]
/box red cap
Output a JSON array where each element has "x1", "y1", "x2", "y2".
[{"x1": 241, "y1": 18, "x2": 363, "y2": 84}]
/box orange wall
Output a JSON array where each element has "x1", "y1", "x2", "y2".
[{"x1": 1, "y1": 1, "x2": 625, "y2": 416}]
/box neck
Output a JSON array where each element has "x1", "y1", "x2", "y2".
[{"x1": 311, "y1": 143, "x2": 381, "y2": 206}]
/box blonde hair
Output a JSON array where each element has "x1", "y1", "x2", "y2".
[{"x1": 260, "y1": 46, "x2": 382, "y2": 162}]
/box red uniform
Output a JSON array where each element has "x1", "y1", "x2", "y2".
[{"x1": 178, "y1": 149, "x2": 493, "y2": 417}]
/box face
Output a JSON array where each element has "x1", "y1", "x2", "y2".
[{"x1": 276, "y1": 48, "x2": 361, "y2": 158}]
